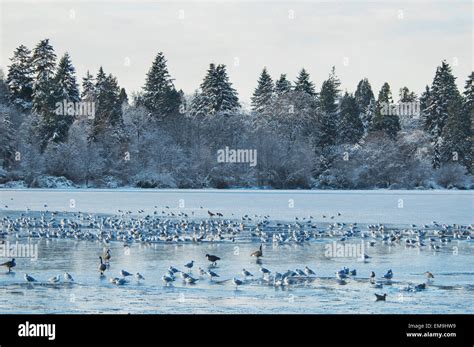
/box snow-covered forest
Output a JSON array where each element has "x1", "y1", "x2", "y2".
[{"x1": 0, "y1": 39, "x2": 472, "y2": 189}]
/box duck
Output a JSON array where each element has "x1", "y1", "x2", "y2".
[{"x1": 250, "y1": 244, "x2": 263, "y2": 258}]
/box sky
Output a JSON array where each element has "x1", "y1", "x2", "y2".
[{"x1": 0, "y1": 0, "x2": 472, "y2": 106}]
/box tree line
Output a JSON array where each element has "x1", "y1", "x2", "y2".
[{"x1": 0, "y1": 38, "x2": 472, "y2": 189}]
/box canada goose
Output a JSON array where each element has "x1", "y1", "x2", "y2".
[
  {"x1": 375, "y1": 293, "x2": 387, "y2": 301},
  {"x1": 205, "y1": 254, "x2": 220, "y2": 265},
  {"x1": 104, "y1": 249, "x2": 111, "y2": 263},
  {"x1": 98, "y1": 256, "x2": 106, "y2": 274},
  {"x1": 251, "y1": 244, "x2": 263, "y2": 258},
  {"x1": 0, "y1": 258, "x2": 16, "y2": 272}
]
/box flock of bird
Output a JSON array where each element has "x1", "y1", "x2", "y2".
[{"x1": 0, "y1": 205, "x2": 471, "y2": 302}]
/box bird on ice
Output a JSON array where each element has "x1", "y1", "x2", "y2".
[{"x1": 0, "y1": 258, "x2": 16, "y2": 272}]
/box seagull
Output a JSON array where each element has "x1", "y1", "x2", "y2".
[
  {"x1": 304, "y1": 266, "x2": 316, "y2": 276},
  {"x1": 383, "y1": 269, "x2": 393, "y2": 280},
  {"x1": 162, "y1": 274, "x2": 174, "y2": 285},
  {"x1": 375, "y1": 293, "x2": 387, "y2": 301},
  {"x1": 415, "y1": 283, "x2": 427, "y2": 291},
  {"x1": 121, "y1": 269, "x2": 132, "y2": 277},
  {"x1": 233, "y1": 277, "x2": 243, "y2": 287},
  {"x1": 205, "y1": 254, "x2": 220, "y2": 266},
  {"x1": 110, "y1": 277, "x2": 127, "y2": 285},
  {"x1": 185, "y1": 276, "x2": 198, "y2": 284},
  {"x1": 207, "y1": 270, "x2": 220, "y2": 280},
  {"x1": 49, "y1": 275, "x2": 60, "y2": 283},
  {"x1": 425, "y1": 271, "x2": 434, "y2": 279},
  {"x1": 24, "y1": 273, "x2": 36, "y2": 282},
  {"x1": 260, "y1": 267, "x2": 271, "y2": 276},
  {"x1": 0, "y1": 258, "x2": 16, "y2": 272},
  {"x1": 168, "y1": 266, "x2": 180, "y2": 274},
  {"x1": 135, "y1": 273, "x2": 145, "y2": 281},
  {"x1": 198, "y1": 267, "x2": 207, "y2": 276},
  {"x1": 63, "y1": 272, "x2": 74, "y2": 282},
  {"x1": 98, "y1": 256, "x2": 106, "y2": 274},
  {"x1": 250, "y1": 244, "x2": 263, "y2": 258},
  {"x1": 370, "y1": 271, "x2": 376, "y2": 282},
  {"x1": 242, "y1": 269, "x2": 253, "y2": 277},
  {"x1": 184, "y1": 260, "x2": 194, "y2": 271}
]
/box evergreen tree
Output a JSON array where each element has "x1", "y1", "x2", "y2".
[
  {"x1": 0, "y1": 69, "x2": 9, "y2": 105},
  {"x1": 81, "y1": 71, "x2": 96, "y2": 101},
  {"x1": 275, "y1": 74, "x2": 292, "y2": 96},
  {"x1": 0, "y1": 112, "x2": 15, "y2": 169},
  {"x1": 399, "y1": 86, "x2": 417, "y2": 102},
  {"x1": 440, "y1": 94, "x2": 471, "y2": 171},
  {"x1": 427, "y1": 60, "x2": 461, "y2": 168},
  {"x1": 31, "y1": 39, "x2": 59, "y2": 149},
  {"x1": 420, "y1": 85, "x2": 432, "y2": 131},
  {"x1": 119, "y1": 88, "x2": 129, "y2": 106},
  {"x1": 354, "y1": 78, "x2": 375, "y2": 131},
  {"x1": 251, "y1": 67, "x2": 274, "y2": 113},
  {"x1": 294, "y1": 68, "x2": 316, "y2": 97},
  {"x1": 54, "y1": 52, "x2": 80, "y2": 103},
  {"x1": 93, "y1": 68, "x2": 123, "y2": 137},
  {"x1": 371, "y1": 82, "x2": 400, "y2": 139},
  {"x1": 142, "y1": 52, "x2": 180, "y2": 117},
  {"x1": 6, "y1": 45, "x2": 34, "y2": 110},
  {"x1": 192, "y1": 63, "x2": 240, "y2": 116},
  {"x1": 318, "y1": 67, "x2": 341, "y2": 147},
  {"x1": 338, "y1": 92, "x2": 363, "y2": 144}
]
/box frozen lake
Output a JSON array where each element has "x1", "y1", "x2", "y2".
[
  {"x1": 0, "y1": 189, "x2": 473, "y2": 314},
  {"x1": 1, "y1": 188, "x2": 473, "y2": 224}
]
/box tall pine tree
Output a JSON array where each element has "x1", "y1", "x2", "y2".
[
  {"x1": 142, "y1": 52, "x2": 181, "y2": 118},
  {"x1": 275, "y1": 74, "x2": 292, "y2": 96},
  {"x1": 318, "y1": 67, "x2": 341, "y2": 147},
  {"x1": 191, "y1": 63, "x2": 240, "y2": 116},
  {"x1": 294, "y1": 68, "x2": 316, "y2": 97},
  {"x1": 338, "y1": 92, "x2": 363, "y2": 144},
  {"x1": 371, "y1": 82, "x2": 400, "y2": 139},
  {"x1": 426, "y1": 61, "x2": 461, "y2": 168},
  {"x1": 6, "y1": 45, "x2": 34, "y2": 110},
  {"x1": 354, "y1": 78, "x2": 375, "y2": 132},
  {"x1": 31, "y1": 39, "x2": 59, "y2": 149},
  {"x1": 251, "y1": 67, "x2": 274, "y2": 113}
]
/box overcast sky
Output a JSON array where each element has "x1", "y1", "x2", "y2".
[{"x1": 1, "y1": 0, "x2": 472, "y2": 105}]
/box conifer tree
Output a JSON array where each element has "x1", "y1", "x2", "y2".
[
  {"x1": 371, "y1": 82, "x2": 400, "y2": 139},
  {"x1": 6, "y1": 45, "x2": 34, "y2": 110},
  {"x1": 294, "y1": 68, "x2": 316, "y2": 97},
  {"x1": 251, "y1": 67, "x2": 274, "y2": 113}
]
